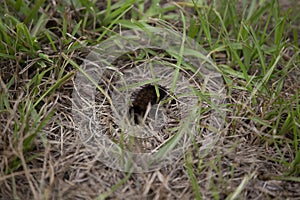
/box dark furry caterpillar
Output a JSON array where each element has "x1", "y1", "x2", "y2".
[{"x1": 129, "y1": 84, "x2": 167, "y2": 124}]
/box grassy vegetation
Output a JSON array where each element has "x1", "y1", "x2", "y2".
[{"x1": 0, "y1": 0, "x2": 299, "y2": 199}]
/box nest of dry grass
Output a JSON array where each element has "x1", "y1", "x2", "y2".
[{"x1": 1, "y1": 46, "x2": 299, "y2": 200}]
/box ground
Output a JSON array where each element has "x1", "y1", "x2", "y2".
[{"x1": 0, "y1": 0, "x2": 300, "y2": 199}]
